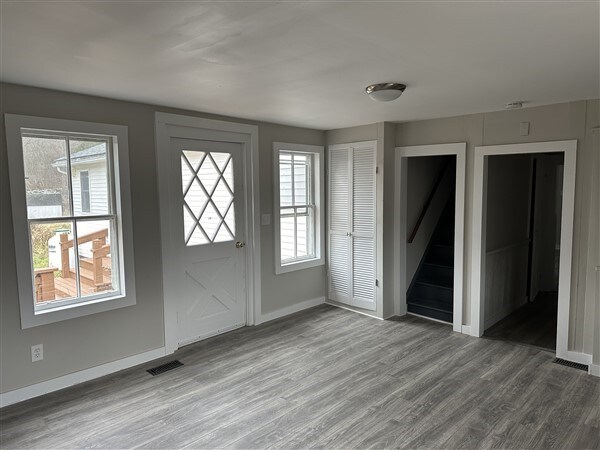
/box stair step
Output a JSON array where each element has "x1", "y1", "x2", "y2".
[
  {"x1": 410, "y1": 281, "x2": 453, "y2": 303},
  {"x1": 80, "y1": 257, "x2": 111, "y2": 274},
  {"x1": 434, "y1": 226, "x2": 455, "y2": 246},
  {"x1": 420, "y1": 264, "x2": 454, "y2": 288},
  {"x1": 407, "y1": 297, "x2": 453, "y2": 323},
  {"x1": 426, "y1": 244, "x2": 454, "y2": 267},
  {"x1": 70, "y1": 267, "x2": 112, "y2": 286}
]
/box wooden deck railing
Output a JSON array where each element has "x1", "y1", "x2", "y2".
[{"x1": 34, "y1": 228, "x2": 110, "y2": 302}]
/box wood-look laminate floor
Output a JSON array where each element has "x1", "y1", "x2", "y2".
[
  {"x1": 484, "y1": 292, "x2": 558, "y2": 351},
  {"x1": 1, "y1": 305, "x2": 598, "y2": 449}
]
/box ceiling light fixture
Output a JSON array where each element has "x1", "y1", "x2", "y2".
[{"x1": 365, "y1": 83, "x2": 406, "y2": 102}]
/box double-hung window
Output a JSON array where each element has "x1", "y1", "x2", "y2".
[
  {"x1": 5, "y1": 115, "x2": 136, "y2": 328},
  {"x1": 273, "y1": 142, "x2": 324, "y2": 274}
]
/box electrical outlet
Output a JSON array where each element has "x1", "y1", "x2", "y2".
[
  {"x1": 261, "y1": 214, "x2": 271, "y2": 226},
  {"x1": 31, "y1": 344, "x2": 43, "y2": 362}
]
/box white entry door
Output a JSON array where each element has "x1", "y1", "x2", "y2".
[{"x1": 169, "y1": 137, "x2": 247, "y2": 347}]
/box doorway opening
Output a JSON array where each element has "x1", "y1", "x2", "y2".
[
  {"x1": 470, "y1": 140, "x2": 576, "y2": 361},
  {"x1": 395, "y1": 143, "x2": 466, "y2": 333},
  {"x1": 482, "y1": 153, "x2": 564, "y2": 351}
]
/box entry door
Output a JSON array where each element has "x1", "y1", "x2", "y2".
[{"x1": 170, "y1": 137, "x2": 246, "y2": 346}]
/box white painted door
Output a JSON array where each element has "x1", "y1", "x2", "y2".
[
  {"x1": 170, "y1": 137, "x2": 246, "y2": 346},
  {"x1": 328, "y1": 141, "x2": 377, "y2": 311}
]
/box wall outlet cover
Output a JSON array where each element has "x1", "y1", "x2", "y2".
[
  {"x1": 31, "y1": 344, "x2": 43, "y2": 362},
  {"x1": 261, "y1": 214, "x2": 271, "y2": 226}
]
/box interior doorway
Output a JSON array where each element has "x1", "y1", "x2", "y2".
[
  {"x1": 395, "y1": 143, "x2": 466, "y2": 333},
  {"x1": 482, "y1": 152, "x2": 564, "y2": 351},
  {"x1": 470, "y1": 140, "x2": 577, "y2": 362}
]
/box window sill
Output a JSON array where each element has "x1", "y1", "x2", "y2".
[
  {"x1": 23, "y1": 292, "x2": 135, "y2": 329},
  {"x1": 275, "y1": 257, "x2": 325, "y2": 275}
]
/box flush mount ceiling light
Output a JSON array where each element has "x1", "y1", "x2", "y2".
[{"x1": 365, "y1": 83, "x2": 406, "y2": 102}]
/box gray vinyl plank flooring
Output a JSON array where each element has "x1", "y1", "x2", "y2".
[{"x1": 1, "y1": 304, "x2": 598, "y2": 449}]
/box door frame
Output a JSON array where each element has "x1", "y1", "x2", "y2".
[
  {"x1": 155, "y1": 112, "x2": 260, "y2": 354},
  {"x1": 470, "y1": 140, "x2": 576, "y2": 362},
  {"x1": 394, "y1": 143, "x2": 467, "y2": 333}
]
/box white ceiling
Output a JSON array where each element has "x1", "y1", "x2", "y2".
[{"x1": 2, "y1": 1, "x2": 598, "y2": 130}]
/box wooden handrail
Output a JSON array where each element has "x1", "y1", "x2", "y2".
[
  {"x1": 408, "y1": 160, "x2": 451, "y2": 244},
  {"x1": 60, "y1": 229, "x2": 108, "y2": 250}
]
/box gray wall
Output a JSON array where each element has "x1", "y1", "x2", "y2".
[
  {"x1": 396, "y1": 100, "x2": 600, "y2": 356},
  {"x1": 0, "y1": 83, "x2": 325, "y2": 393}
]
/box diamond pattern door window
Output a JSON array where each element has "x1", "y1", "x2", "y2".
[{"x1": 181, "y1": 151, "x2": 235, "y2": 246}]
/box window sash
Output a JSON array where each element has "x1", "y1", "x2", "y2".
[
  {"x1": 22, "y1": 130, "x2": 120, "y2": 309},
  {"x1": 279, "y1": 151, "x2": 316, "y2": 264}
]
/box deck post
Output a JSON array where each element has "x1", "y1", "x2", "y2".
[
  {"x1": 60, "y1": 233, "x2": 70, "y2": 278},
  {"x1": 34, "y1": 268, "x2": 56, "y2": 302},
  {"x1": 92, "y1": 238, "x2": 104, "y2": 290}
]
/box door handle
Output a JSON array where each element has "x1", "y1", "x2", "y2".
[{"x1": 236, "y1": 241, "x2": 246, "y2": 248}]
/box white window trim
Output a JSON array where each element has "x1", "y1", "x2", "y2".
[
  {"x1": 5, "y1": 114, "x2": 136, "y2": 329},
  {"x1": 273, "y1": 142, "x2": 325, "y2": 274}
]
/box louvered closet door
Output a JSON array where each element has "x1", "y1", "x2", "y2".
[
  {"x1": 328, "y1": 141, "x2": 377, "y2": 311},
  {"x1": 351, "y1": 144, "x2": 376, "y2": 310},
  {"x1": 328, "y1": 146, "x2": 352, "y2": 304}
]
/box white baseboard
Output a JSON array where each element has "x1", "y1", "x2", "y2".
[
  {"x1": 326, "y1": 300, "x2": 384, "y2": 320},
  {"x1": 461, "y1": 325, "x2": 472, "y2": 336},
  {"x1": 258, "y1": 297, "x2": 325, "y2": 324},
  {"x1": 589, "y1": 363, "x2": 600, "y2": 377},
  {"x1": 0, "y1": 347, "x2": 166, "y2": 408}
]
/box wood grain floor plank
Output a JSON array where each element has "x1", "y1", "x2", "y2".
[{"x1": 1, "y1": 304, "x2": 598, "y2": 449}]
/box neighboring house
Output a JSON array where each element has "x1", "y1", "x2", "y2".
[
  {"x1": 52, "y1": 143, "x2": 109, "y2": 216},
  {"x1": 26, "y1": 190, "x2": 62, "y2": 218}
]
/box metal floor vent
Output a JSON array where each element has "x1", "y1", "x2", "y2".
[
  {"x1": 554, "y1": 358, "x2": 588, "y2": 372},
  {"x1": 147, "y1": 360, "x2": 184, "y2": 376}
]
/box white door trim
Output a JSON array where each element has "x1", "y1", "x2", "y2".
[
  {"x1": 470, "y1": 140, "x2": 577, "y2": 361},
  {"x1": 155, "y1": 112, "x2": 260, "y2": 354},
  {"x1": 394, "y1": 143, "x2": 467, "y2": 333}
]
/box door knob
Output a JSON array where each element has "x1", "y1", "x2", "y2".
[{"x1": 236, "y1": 241, "x2": 246, "y2": 248}]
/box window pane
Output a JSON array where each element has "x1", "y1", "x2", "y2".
[
  {"x1": 279, "y1": 157, "x2": 293, "y2": 207},
  {"x1": 22, "y1": 135, "x2": 71, "y2": 218},
  {"x1": 76, "y1": 219, "x2": 118, "y2": 298},
  {"x1": 294, "y1": 156, "x2": 309, "y2": 206},
  {"x1": 296, "y1": 213, "x2": 310, "y2": 258},
  {"x1": 182, "y1": 151, "x2": 235, "y2": 246},
  {"x1": 30, "y1": 221, "x2": 76, "y2": 303},
  {"x1": 70, "y1": 139, "x2": 110, "y2": 216},
  {"x1": 280, "y1": 215, "x2": 296, "y2": 262}
]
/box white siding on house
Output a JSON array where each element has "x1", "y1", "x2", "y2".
[{"x1": 72, "y1": 161, "x2": 109, "y2": 216}]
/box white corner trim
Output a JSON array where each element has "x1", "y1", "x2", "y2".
[
  {"x1": 0, "y1": 347, "x2": 166, "y2": 408},
  {"x1": 258, "y1": 297, "x2": 325, "y2": 324},
  {"x1": 589, "y1": 363, "x2": 600, "y2": 377}
]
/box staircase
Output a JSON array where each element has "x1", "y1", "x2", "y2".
[{"x1": 407, "y1": 196, "x2": 455, "y2": 323}]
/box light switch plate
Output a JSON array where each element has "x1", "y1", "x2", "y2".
[
  {"x1": 520, "y1": 121, "x2": 530, "y2": 136},
  {"x1": 261, "y1": 214, "x2": 271, "y2": 226}
]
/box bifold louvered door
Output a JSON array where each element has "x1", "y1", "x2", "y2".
[{"x1": 328, "y1": 141, "x2": 377, "y2": 311}]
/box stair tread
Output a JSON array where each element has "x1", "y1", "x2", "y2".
[
  {"x1": 407, "y1": 297, "x2": 453, "y2": 313},
  {"x1": 414, "y1": 280, "x2": 453, "y2": 291},
  {"x1": 423, "y1": 262, "x2": 453, "y2": 269}
]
